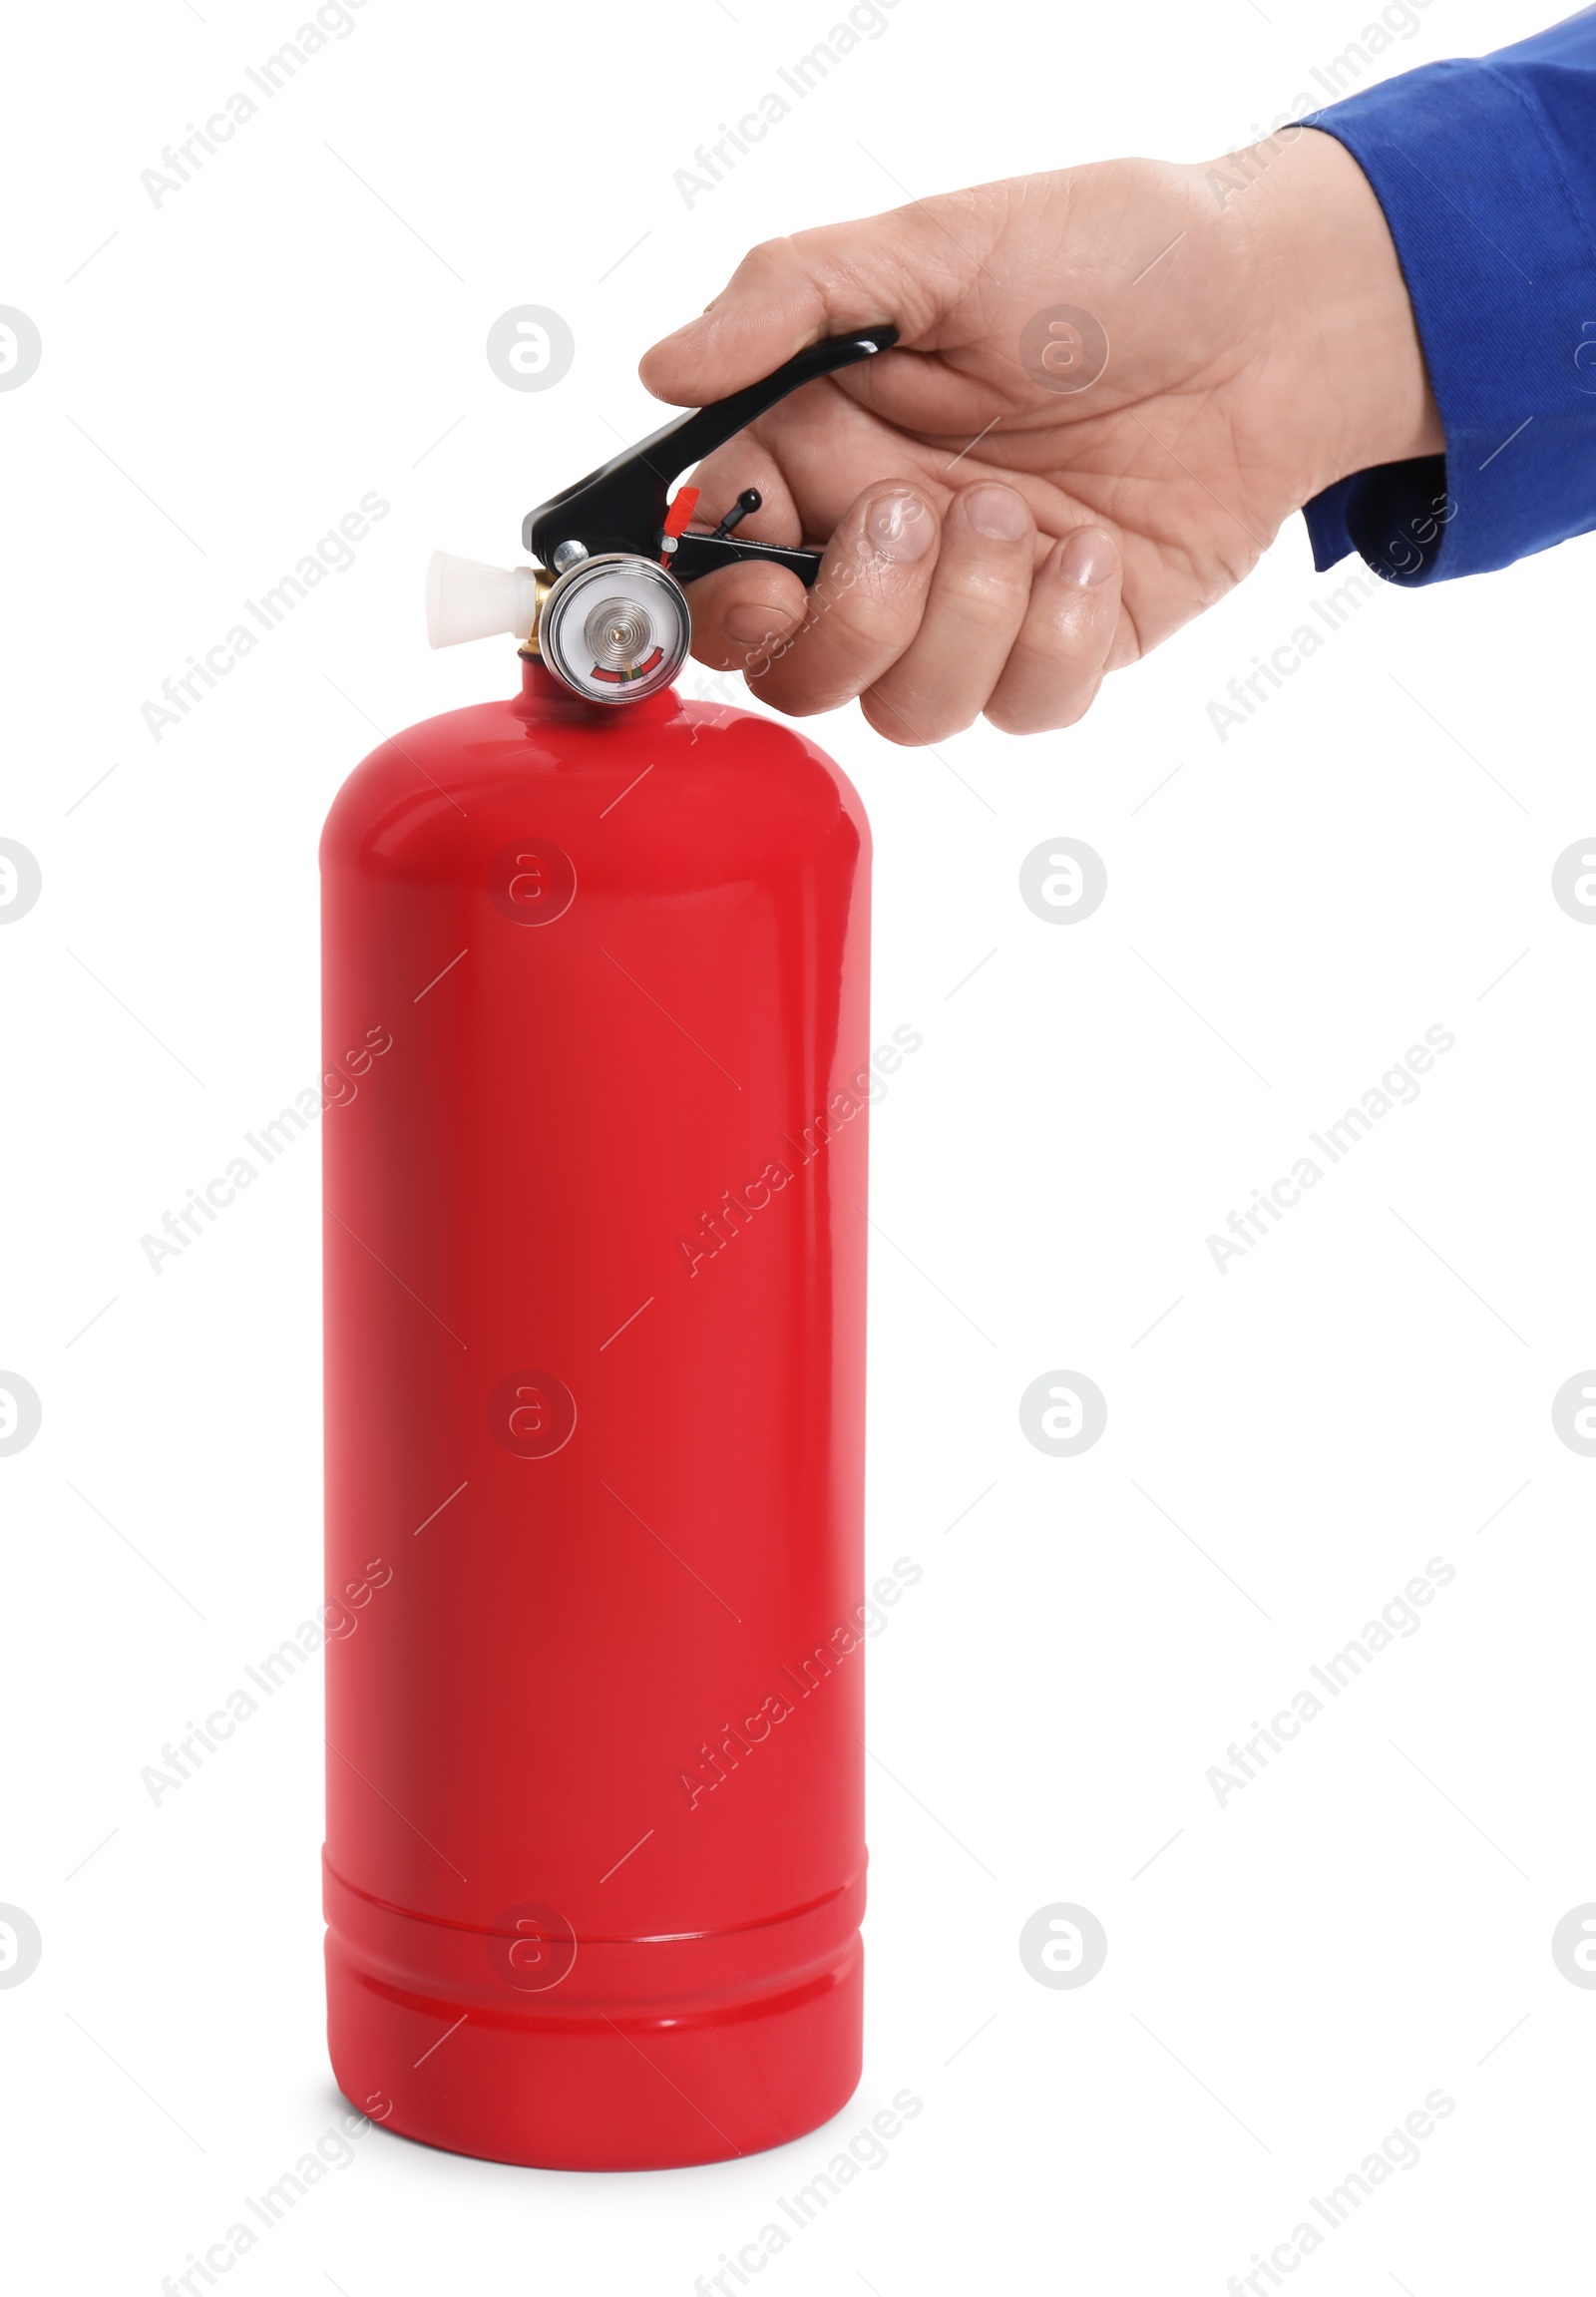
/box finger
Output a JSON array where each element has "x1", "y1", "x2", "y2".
[
  {"x1": 638, "y1": 200, "x2": 994, "y2": 407},
  {"x1": 682, "y1": 430, "x2": 803, "y2": 549},
  {"x1": 671, "y1": 430, "x2": 806, "y2": 672},
  {"x1": 863, "y1": 482, "x2": 1035, "y2": 746},
  {"x1": 681, "y1": 423, "x2": 936, "y2": 682},
  {"x1": 733, "y1": 484, "x2": 942, "y2": 716},
  {"x1": 686, "y1": 387, "x2": 947, "y2": 569},
  {"x1": 983, "y1": 527, "x2": 1122, "y2": 735},
  {"x1": 686, "y1": 560, "x2": 810, "y2": 677}
]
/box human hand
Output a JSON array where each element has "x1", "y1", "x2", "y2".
[{"x1": 639, "y1": 130, "x2": 1440, "y2": 743}]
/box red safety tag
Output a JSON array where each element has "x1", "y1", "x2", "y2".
[{"x1": 659, "y1": 485, "x2": 700, "y2": 562}]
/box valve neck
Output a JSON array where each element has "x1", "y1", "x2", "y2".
[
  {"x1": 513, "y1": 653, "x2": 684, "y2": 727},
  {"x1": 516, "y1": 568, "x2": 558, "y2": 660}
]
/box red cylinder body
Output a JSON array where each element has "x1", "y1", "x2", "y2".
[{"x1": 320, "y1": 658, "x2": 870, "y2": 2168}]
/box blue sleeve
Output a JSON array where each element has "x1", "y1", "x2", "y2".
[{"x1": 1298, "y1": 8, "x2": 1596, "y2": 584}]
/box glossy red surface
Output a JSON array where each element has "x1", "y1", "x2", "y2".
[{"x1": 320, "y1": 659, "x2": 871, "y2": 2168}]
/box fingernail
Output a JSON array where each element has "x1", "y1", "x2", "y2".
[
  {"x1": 867, "y1": 491, "x2": 935, "y2": 562},
  {"x1": 725, "y1": 602, "x2": 796, "y2": 643},
  {"x1": 1057, "y1": 527, "x2": 1117, "y2": 587},
  {"x1": 965, "y1": 484, "x2": 1028, "y2": 541}
]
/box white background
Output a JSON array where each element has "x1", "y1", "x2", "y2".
[{"x1": 3, "y1": 0, "x2": 1592, "y2": 2288}]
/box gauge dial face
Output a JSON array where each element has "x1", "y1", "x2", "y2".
[{"x1": 538, "y1": 555, "x2": 690, "y2": 704}]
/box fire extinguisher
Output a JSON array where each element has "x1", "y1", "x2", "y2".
[{"x1": 321, "y1": 327, "x2": 895, "y2": 2168}]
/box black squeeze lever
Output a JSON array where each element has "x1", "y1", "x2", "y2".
[{"x1": 524, "y1": 326, "x2": 898, "y2": 589}]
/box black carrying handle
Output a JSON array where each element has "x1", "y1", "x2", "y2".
[{"x1": 523, "y1": 326, "x2": 898, "y2": 589}]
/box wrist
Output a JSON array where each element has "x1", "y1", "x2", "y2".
[{"x1": 1235, "y1": 125, "x2": 1443, "y2": 502}]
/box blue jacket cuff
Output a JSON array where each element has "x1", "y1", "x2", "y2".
[{"x1": 1296, "y1": 23, "x2": 1596, "y2": 584}]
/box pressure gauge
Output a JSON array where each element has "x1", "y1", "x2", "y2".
[{"x1": 537, "y1": 553, "x2": 691, "y2": 704}]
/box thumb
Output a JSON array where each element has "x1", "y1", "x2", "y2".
[{"x1": 637, "y1": 201, "x2": 992, "y2": 406}]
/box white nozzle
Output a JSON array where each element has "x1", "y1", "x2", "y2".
[{"x1": 425, "y1": 551, "x2": 542, "y2": 648}]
